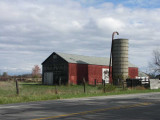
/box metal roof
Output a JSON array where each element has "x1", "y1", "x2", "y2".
[{"x1": 56, "y1": 52, "x2": 137, "y2": 67}]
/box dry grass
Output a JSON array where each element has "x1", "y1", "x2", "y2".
[
  {"x1": 127, "y1": 86, "x2": 146, "y2": 90},
  {"x1": 0, "y1": 81, "x2": 15, "y2": 89},
  {"x1": 0, "y1": 81, "x2": 160, "y2": 104},
  {"x1": 135, "y1": 86, "x2": 146, "y2": 90}
]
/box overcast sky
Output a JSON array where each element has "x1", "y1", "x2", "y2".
[{"x1": 0, "y1": 0, "x2": 160, "y2": 75}]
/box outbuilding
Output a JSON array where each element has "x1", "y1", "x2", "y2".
[{"x1": 42, "y1": 52, "x2": 138, "y2": 85}]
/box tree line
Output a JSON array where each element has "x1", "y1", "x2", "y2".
[{"x1": 0, "y1": 65, "x2": 41, "y2": 81}]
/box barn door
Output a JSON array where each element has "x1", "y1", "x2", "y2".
[
  {"x1": 44, "y1": 72, "x2": 53, "y2": 85},
  {"x1": 102, "y1": 68, "x2": 109, "y2": 83}
]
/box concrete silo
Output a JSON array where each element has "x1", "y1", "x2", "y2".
[{"x1": 112, "y1": 38, "x2": 129, "y2": 85}]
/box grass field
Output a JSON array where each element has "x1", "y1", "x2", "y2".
[{"x1": 0, "y1": 81, "x2": 160, "y2": 104}]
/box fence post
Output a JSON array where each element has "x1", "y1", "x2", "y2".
[
  {"x1": 103, "y1": 80, "x2": 105, "y2": 93},
  {"x1": 55, "y1": 85, "x2": 58, "y2": 94},
  {"x1": 16, "y1": 79, "x2": 19, "y2": 95},
  {"x1": 83, "y1": 78, "x2": 86, "y2": 93},
  {"x1": 95, "y1": 79, "x2": 96, "y2": 86},
  {"x1": 102, "y1": 79, "x2": 103, "y2": 85}
]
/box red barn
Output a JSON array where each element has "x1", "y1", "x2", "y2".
[{"x1": 42, "y1": 52, "x2": 138, "y2": 85}]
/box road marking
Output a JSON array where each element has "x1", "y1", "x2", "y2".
[{"x1": 32, "y1": 102, "x2": 152, "y2": 120}]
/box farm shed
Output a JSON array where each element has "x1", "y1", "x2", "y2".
[{"x1": 42, "y1": 52, "x2": 138, "y2": 85}]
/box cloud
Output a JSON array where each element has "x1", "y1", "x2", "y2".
[
  {"x1": 0, "y1": 0, "x2": 159, "y2": 75},
  {"x1": 96, "y1": 17, "x2": 125, "y2": 31}
]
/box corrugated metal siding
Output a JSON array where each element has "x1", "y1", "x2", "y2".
[{"x1": 128, "y1": 67, "x2": 138, "y2": 78}]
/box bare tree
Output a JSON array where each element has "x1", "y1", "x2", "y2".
[
  {"x1": 149, "y1": 49, "x2": 160, "y2": 75},
  {"x1": 32, "y1": 65, "x2": 41, "y2": 78}
]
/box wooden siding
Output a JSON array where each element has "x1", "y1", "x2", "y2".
[
  {"x1": 88, "y1": 65, "x2": 109, "y2": 85},
  {"x1": 68, "y1": 63, "x2": 138, "y2": 85},
  {"x1": 42, "y1": 53, "x2": 68, "y2": 85},
  {"x1": 68, "y1": 63, "x2": 88, "y2": 84},
  {"x1": 128, "y1": 67, "x2": 138, "y2": 78}
]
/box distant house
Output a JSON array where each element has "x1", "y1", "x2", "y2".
[
  {"x1": 138, "y1": 71, "x2": 149, "y2": 78},
  {"x1": 136, "y1": 71, "x2": 150, "y2": 84},
  {"x1": 42, "y1": 52, "x2": 138, "y2": 85}
]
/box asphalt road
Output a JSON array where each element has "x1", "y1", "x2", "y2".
[{"x1": 1, "y1": 92, "x2": 160, "y2": 120}]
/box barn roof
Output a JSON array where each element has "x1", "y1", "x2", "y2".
[
  {"x1": 138, "y1": 71, "x2": 149, "y2": 77},
  {"x1": 54, "y1": 52, "x2": 137, "y2": 67}
]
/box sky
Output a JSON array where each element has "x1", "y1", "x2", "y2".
[{"x1": 0, "y1": 0, "x2": 160, "y2": 75}]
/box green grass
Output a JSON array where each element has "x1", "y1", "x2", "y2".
[{"x1": 0, "y1": 81, "x2": 160, "y2": 104}]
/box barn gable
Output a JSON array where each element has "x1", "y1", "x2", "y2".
[
  {"x1": 42, "y1": 52, "x2": 68, "y2": 65},
  {"x1": 42, "y1": 52, "x2": 69, "y2": 85}
]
